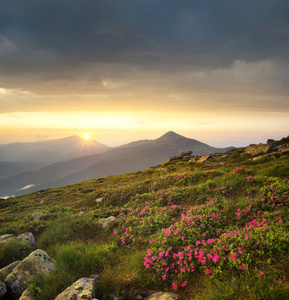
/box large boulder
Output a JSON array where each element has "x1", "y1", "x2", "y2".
[
  {"x1": 0, "y1": 281, "x2": 7, "y2": 299},
  {"x1": 0, "y1": 261, "x2": 21, "y2": 281},
  {"x1": 146, "y1": 292, "x2": 179, "y2": 300},
  {"x1": 5, "y1": 249, "x2": 56, "y2": 299},
  {"x1": 0, "y1": 233, "x2": 35, "y2": 247},
  {"x1": 54, "y1": 275, "x2": 99, "y2": 300}
]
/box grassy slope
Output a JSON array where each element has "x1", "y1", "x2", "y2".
[{"x1": 0, "y1": 147, "x2": 289, "y2": 299}]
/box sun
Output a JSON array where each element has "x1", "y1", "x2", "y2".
[{"x1": 83, "y1": 133, "x2": 90, "y2": 140}]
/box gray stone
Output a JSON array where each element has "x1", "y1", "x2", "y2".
[
  {"x1": 15, "y1": 233, "x2": 35, "y2": 247},
  {"x1": 146, "y1": 292, "x2": 179, "y2": 300},
  {"x1": 5, "y1": 249, "x2": 56, "y2": 299},
  {"x1": 0, "y1": 281, "x2": 7, "y2": 298},
  {"x1": 0, "y1": 233, "x2": 35, "y2": 247},
  {"x1": 98, "y1": 216, "x2": 116, "y2": 228},
  {"x1": 77, "y1": 211, "x2": 84, "y2": 215},
  {"x1": 54, "y1": 275, "x2": 99, "y2": 300},
  {"x1": 19, "y1": 288, "x2": 35, "y2": 300},
  {"x1": 31, "y1": 213, "x2": 44, "y2": 219},
  {"x1": 0, "y1": 234, "x2": 14, "y2": 243},
  {"x1": 0, "y1": 261, "x2": 21, "y2": 281}
]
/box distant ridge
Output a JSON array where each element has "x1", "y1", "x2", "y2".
[
  {"x1": 0, "y1": 135, "x2": 111, "y2": 163},
  {"x1": 0, "y1": 131, "x2": 234, "y2": 197}
]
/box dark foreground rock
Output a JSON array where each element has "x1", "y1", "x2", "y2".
[
  {"x1": 54, "y1": 275, "x2": 99, "y2": 300},
  {"x1": 5, "y1": 249, "x2": 56, "y2": 299}
]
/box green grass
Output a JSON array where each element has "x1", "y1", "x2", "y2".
[{"x1": 0, "y1": 147, "x2": 289, "y2": 299}]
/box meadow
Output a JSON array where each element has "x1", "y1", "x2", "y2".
[{"x1": 0, "y1": 144, "x2": 289, "y2": 299}]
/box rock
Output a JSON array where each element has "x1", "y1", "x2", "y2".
[
  {"x1": 198, "y1": 154, "x2": 219, "y2": 163},
  {"x1": 166, "y1": 151, "x2": 193, "y2": 163},
  {"x1": 95, "y1": 198, "x2": 103, "y2": 203},
  {"x1": 0, "y1": 261, "x2": 21, "y2": 281},
  {"x1": 31, "y1": 213, "x2": 44, "y2": 219},
  {"x1": 98, "y1": 216, "x2": 116, "y2": 229},
  {"x1": 277, "y1": 143, "x2": 289, "y2": 155},
  {"x1": 0, "y1": 281, "x2": 7, "y2": 298},
  {"x1": 15, "y1": 233, "x2": 35, "y2": 247},
  {"x1": 0, "y1": 233, "x2": 35, "y2": 247},
  {"x1": 245, "y1": 143, "x2": 273, "y2": 155},
  {"x1": 5, "y1": 249, "x2": 57, "y2": 299},
  {"x1": 145, "y1": 292, "x2": 179, "y2": 300},
  {"x1": 0, "y1": 234, "x2": 14, "y2": 243},
  {"x1": 19, "y1": 288, "x2": 35, "y2": 300},
  {"x1": 54, "y1": 275, "x2": 99, "y2": 300},
  {"x1": 189, "y1": 155, "x2": 200, "y2": 162},
  {"x1": 77, "y1": 211, "x2": 84, "y2": 215}
]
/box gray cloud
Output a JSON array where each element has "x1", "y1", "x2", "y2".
[
  {"x1": 0, "y1": 0, "x2": 289, "y2": 115},
  {"x1": 0, "y1": 0, "x2": 289, "y2": 75}
]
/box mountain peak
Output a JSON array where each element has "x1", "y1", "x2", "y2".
[{"x1": 159, "y1": 131, "x2": 185, "y2": 141}]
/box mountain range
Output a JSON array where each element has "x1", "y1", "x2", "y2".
[{"x1": 0, "y1": 131, "x2": 234, "y2": 197}]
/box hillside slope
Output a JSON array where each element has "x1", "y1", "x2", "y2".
[{"x1": 0, "y1": 136, "x2": 288, "y2": 299}]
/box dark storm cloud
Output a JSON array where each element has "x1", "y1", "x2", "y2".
[{"x1": 1, "y1": 0, "x2": 289, "y2": 77}]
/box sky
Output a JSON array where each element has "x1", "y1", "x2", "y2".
[{"x1": 0, "y1": 0, "x2": 289, "y2": 147}]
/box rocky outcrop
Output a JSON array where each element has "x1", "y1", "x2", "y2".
[
  {"x1": 276, "y1": 143, "x2": 289, "y2": 155},
  {"x1": 166, "y1": 151, "x2": 193, "y2": 163},
  {"x1": 198, "y1": 154, "x2": 219, "y2": 163},
  {"x1": 5, "y1": 249, "x2": 57, "y2": 299},
  {"x1": 146, "y1": 292, "x2": 179, "y2": 300},
  {"x1": 0, "y1": 233, "x2": 35, "y2": 247},
  {"x1": 0, "y1": 261, "x2": 21, "y2": 282},
  {"x1": 98, "y1": 216, "x2": 116, "y2": 229},
  {"x1": 245, "y1": 143, "x2": 273, "y2": 155},
  {"x1": 54, "y1": 275, "x2": 99, "y2": 300}
]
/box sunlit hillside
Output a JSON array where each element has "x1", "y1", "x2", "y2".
[{"x1": 0, "y1": 137, "x2": 289, "y2": 299}]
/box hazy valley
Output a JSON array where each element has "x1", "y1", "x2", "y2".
[{"x1": 0, "y1": 131, "x2": 233, "y2": 198}]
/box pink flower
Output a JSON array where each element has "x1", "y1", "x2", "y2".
[
  {"x1": 276, "y1": 211, "x2": 280, "y2": 215},
  {"x1": 239, "y1": 264, "x2": 246, "y2": 270},
  {"x1": 181, "y1": 281, "x2": 188, "y2": 287},
  {"x1": 206, "y1": 269, "x2": 212, "y2": 275},
  {"x1": 162, "y1": 274, "x2": 166, "y2": 281},
  {"x1": 231, "y1": 253, "x2": 237, "y2": 260},
  {"x1": 172, "y1": 282, "x2": 178, "y2": 291},
  {"x1": 260, "y1": 271, "x2": 264, "y2": 276},
  {"x1": 212, "y1": 253, "x2": 220, "y2": 264}
]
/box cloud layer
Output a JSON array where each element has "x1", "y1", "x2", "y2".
[{"x1": 0, "y1": 0, "x2": 288, "y2": 145}]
